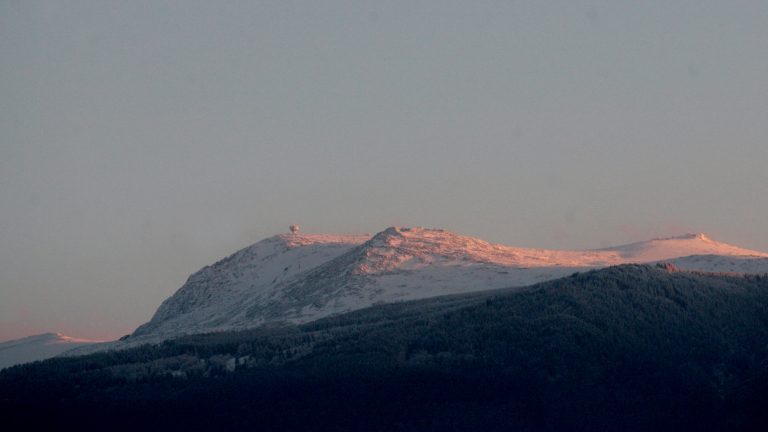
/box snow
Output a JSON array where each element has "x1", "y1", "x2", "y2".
[
  {"x1": 63, "y1": 227, "x2": 768, "y2": 357},
  {"x1": 0, "y1": 333, "x2": 101, "y2": 370}
]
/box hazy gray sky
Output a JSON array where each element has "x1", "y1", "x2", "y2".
[{"x1": 2, "y1": 1, "x2": 767, "y2": 342}]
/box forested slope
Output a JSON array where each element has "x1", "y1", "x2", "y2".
[{"x1": 2, "y1": 264, "x2": 768, "y2": 431}]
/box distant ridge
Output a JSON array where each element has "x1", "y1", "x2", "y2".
[
  {"x1": 594, "y1": 232, "x2": 764, "y2": 260},
  {"x1": 65, "y1": 227, "x2": 768, "y2": 356},
  {"x1": 0, "y1": 333, "x2": 100, "y2": 369}
]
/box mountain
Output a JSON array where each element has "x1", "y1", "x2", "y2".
[
  {"x1": 66, "y1": 228, "x2": 768, "y2": 355},
  {"x1": 0, "y1": 333, "x2": 100, "y2": 370},
  {"x1": 5, "y1": 264, "x2": 768, "y2": 431}
]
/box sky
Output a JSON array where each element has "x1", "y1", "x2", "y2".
[{"x1": 1, "y1": 1, "x2": 767, "y2": 343}]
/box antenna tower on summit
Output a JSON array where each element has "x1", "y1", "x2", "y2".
[{"x1": 289, "y1": 224, "x2": 299, "y2": 235}]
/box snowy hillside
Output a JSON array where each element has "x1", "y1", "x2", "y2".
[
  {"x1": 0, "y1": 333, "x2": 100, "y2": 370},
  {"x1": 65, "y1": 228, "x2": 768, "y2": 355}
]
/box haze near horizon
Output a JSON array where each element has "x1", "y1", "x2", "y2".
[{"x1": 1, "y1": 1, "x2": 767, "y2": 343}]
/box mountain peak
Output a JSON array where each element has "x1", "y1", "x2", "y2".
[
  {"x1": 67, "y1": 227, "x2": 768, "y2": 356},
  {"x1": 664, "y1": 233, "x2": 710, "y2": 241}
]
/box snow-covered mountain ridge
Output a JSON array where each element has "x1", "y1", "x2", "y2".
[
  {"x1": 66, "y1": 228, "x2": 768, "y2": 355},
  {"x1": 0, "y1": 333, "x2": 100, "y2": 370}
]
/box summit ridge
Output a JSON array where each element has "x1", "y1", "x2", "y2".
[{"x1": 66, "y1": 227, "x2": 768, "y2": 355}]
